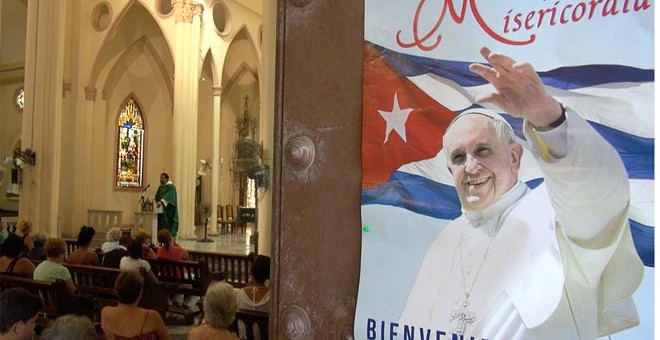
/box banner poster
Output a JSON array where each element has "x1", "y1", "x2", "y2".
[{"x1": 357, "y1": 1, "x2": 653, "y2": 339}]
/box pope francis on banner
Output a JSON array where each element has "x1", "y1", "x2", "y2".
[{"x1": 398, "y1": 47, "x2": 643, "y2": 339}]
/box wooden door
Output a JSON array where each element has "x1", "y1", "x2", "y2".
[{"x1": 271, "y1": 0, "x2": 364, "y2": 338}]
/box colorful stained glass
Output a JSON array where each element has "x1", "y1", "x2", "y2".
[{"x1": 116, "y1": 97, "x2": 145, "y2": 188}]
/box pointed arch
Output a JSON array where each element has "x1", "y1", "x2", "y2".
[
  {"x1": 221, "y1": 62, "x2": 258, "y2": 102},
  {"x1": 101, "y1": 36, "x2": 174, "y2": 103},
  {"x1": 87, "y1": 0, "x2": 174, "y2": 96},
  {"x1": 222, "y1": 25, "x2": 260, "y2": 100},
  {"x1": 202, "y1": 48, "x2": 219, "y2": 86},
  {"x1": 229, "y1": 23, "x2": 262, "y2": 64},
  {"x1": 228, "y1": 24, "x2": 262, "y2": 79},
  {"x1": 115, "y1": 94, "x2": 146, "y2": 188}
]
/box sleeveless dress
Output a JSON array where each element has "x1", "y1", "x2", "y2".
[{"x1": 109, "y1": 310, "x2": 159, "y2": 340}]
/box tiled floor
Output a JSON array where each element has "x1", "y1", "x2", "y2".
[{"x1": 177, "y1": 224, "x2": 255, "y2": 255}]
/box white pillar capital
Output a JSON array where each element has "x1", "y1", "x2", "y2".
[{"x1": 173, "y1": 1, "x2": 203, "y2": 23}]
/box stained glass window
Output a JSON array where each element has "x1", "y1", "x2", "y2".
[
  {"x1": 15, "y1": 87, "x2": 24, "y2": 112},
  {"x1": 116, "y1": 97, "x2": 145, "y2": 188}
]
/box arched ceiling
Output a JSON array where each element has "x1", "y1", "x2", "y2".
[
  {"x1": 94, "y1": 1, "x2": 173, "y2": 91},
  {"x1": 222, "y1": 27, "x2": 258, "y2": 86}
]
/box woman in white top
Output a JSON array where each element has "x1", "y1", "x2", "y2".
[
  {"x1": 234, "y1": 255, "x2": 270, "y2": 340},
  {"x1": 119, "y1": 240, "x2": 159, "y2": 284},
  {"x1": 235, "y1": 255, "x2": 270, "y2": 312}
]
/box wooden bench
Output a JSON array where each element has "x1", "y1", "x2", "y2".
[
  {"x1": 64, "y1": 263, "x2": 170, "y2": 321},
  {"x1": 146, "y1": 257, "x2": 224, "y2": 324},
  {"x1": 65, "y1": 239, "x2": 78, "y2": 256},
  {"x1": 228, "y1": 309, "x2": 269, "y2": 340},
  {"x1": 146, "y1": 258, "x2": 221, "y2": 296},
  {"x1": 187, "y1": 250, "x2": 252, "y2": 288},
  {"x1": 65, "y1": 239, "x2": 253, "y2": 289},
  {"x1": 0, "y1": 273, "x2": 95, "y2": 328}
]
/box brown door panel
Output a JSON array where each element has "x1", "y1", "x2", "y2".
[{"x1": 272, "y1": 0, "x2": 364, "y2": 338}]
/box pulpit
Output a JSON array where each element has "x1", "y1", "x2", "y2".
[{"x1": 134, "y1": 206, "x2": 162, "y2": 240}]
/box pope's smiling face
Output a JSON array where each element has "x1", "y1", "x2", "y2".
[{"x1": 443, "y1": 114, "x2": 522, "y2": 211}]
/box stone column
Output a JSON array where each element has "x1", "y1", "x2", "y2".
[
  {"x1": 210, "y1": 86, "x2": 222, "y2": 234},
  {"x1": 18, "y1": 0, "x2": 67, "y2": 236},
  {"x1": 257, "y1": 0, "x2": 277, "y2": 256},
  {"x1": 172, "y1": 0, "x2": 203, "y2": 239},
  {"x1": 77, "y1": 87, "x2": 98, "y2": 229}
]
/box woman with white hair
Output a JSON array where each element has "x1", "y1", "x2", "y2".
[
  {"x1": 26, "y1": 231, "x2": 47, "y2": 261},
  {"x1": 102, "y1": 227, "x2": 123, "y2": 253},
  {"x1": 187, "y1": 282, "x2": 240, "y2": 340},
  {"x1": 40, "y1": 315, "x2": 96, "y2": 340}
]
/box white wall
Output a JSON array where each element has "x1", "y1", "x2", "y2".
[{"x1": 99, "y1": 50, "x2": 171, "y2": 211}]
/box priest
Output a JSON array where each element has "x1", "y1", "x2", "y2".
[{"x1": 155, "y1": 172, "x2": 179, "y2": 238}]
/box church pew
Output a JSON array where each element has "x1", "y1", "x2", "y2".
[
  {"x1": 146, "y1": 257, "x2": 224, "y2": 324},
  {"x1": 187, "y1": 250, "x2": 252, "y2": 288},
  {"x1": 63, "y1": 263, "x2": 170, "y2": 321},
  {"x1": 228, "y1": 309, "x2": 270, "y2": 340},
  {"x1": 64, "y1": 238, "x2": 252, "y2": 288},
  {"x1": 0, "y1": 273, "x2": 95, "y2": 328}
]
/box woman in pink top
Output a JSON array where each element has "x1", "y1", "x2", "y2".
[
  {"x1": 156, "y1": 229, "x2": 192, "y2": 308},
  {"x1": 101, "y1": 271, "x2": 170, "y2": 340},
  {"x1": 155, "y1": 230, "x2": 187, "y2": 261}
]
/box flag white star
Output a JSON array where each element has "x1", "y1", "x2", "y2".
[{"x1": 378, "y1": 92, "x2": 413, "y2": 143}]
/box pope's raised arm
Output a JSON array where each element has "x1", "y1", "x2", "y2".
[
  {"x1": 469, "y1": 47, "x2": 562, "y2": 129},
  {"x1": 469, "y1": 47, "x2": 629, "y2": 245}
]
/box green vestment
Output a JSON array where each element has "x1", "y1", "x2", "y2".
[{"x1": 155, "y1": 182, "x2": 179, "y2": 237}]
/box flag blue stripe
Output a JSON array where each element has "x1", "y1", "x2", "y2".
[
  {"x1": 630, "y1": 220, "x2": 654, "y2": 267},
  {"x1": 369, "y1": 42, "x2": 654, "y2": 89},
  {"x1": 362, "y1": 172, "x2": 462, "y2": 220},
  {"x1": 361, "y1": 172, "x2": 545, "y2": 221},
  {"x1": 590, "y1": 122, "x2": 654, "y2": 180},
  {"x1": 363, "y1": 171, "x2": 654, "y2": 267}
]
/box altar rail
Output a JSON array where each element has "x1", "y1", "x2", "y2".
[
  {"x1": 87, "y1": 209, "x2": 123, "y2": 246},
  {"x1": 87, "y1": 209, "x2": 123, "y2": 229}
]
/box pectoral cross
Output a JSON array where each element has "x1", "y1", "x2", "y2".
[{"x1": 450, "y1": 293, "x2": 475, "y2": 335}]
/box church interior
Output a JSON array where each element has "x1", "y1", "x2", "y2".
[
  {"x1": 0, "y1": 0, "x2": 276, "y2": 256},
  {"x1": 3, "y1": 0, "x2": 367, "y2": 338},
  {"x1": 1, "y1": 0, "x2": 284, "y2": 337}
]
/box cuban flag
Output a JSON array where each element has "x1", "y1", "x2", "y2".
[
  {"x1": 362, "y1": 41, "x2": 654, "y2": 266},
  {"x1": 357, "y1": 38, "x2": 653, "y2": 340}
]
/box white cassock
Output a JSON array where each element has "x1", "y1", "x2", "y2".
[{"x1": 399, "y1": 109, "x2": 643, "y2": 340}]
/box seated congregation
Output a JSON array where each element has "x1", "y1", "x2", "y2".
[{"x1": 0, "y1": 221, "x2": 270, "y2": 339}]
